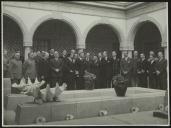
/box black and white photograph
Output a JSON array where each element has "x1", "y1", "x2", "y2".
[{"x1": 1, "y1": 1, "x2": 170, "y2": 126}]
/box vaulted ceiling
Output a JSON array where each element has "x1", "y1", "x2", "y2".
[{"x1": 69, "y1": 1, "x2": 146, "y2": 10}]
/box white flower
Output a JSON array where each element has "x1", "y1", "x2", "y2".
[
  {"x1": 65, "y1": 114, "x2": 74, "y2": 120},
  {"x1": 99, "y1": 110, "x2": 108, "y2": 116},
  {"x1": 35, "y1": 116, "x2": 46, "y2": 124},
  {"x1": 34, "y1": 77, "x2": 40, "y2": 84},
  {"x1": 130, "y1": 107, "x2": 139, "y2": 113},
  {"x1": 165, "y1": 105, "x2": 168, "y2": 112},
  {"x1": 27, "y1": 77, "x2": 32, "y2": 85},
  {"x1": 158, "y1": 104, "x2": 164, "y2": 111}
]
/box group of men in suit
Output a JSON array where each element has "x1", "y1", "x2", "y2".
[
  {"x1": 4, "y1": 48, "x2": 167, "y2": 91},
  {"x1": 130, "y1": 50, "x2": 167, "y2": 90}
]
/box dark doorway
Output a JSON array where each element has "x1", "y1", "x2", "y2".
[
  {"x1": 85, "y1": 24, "x2": 120, "y2": 58},
  {"x1": 3, "y1": 15, "x2": 24, "y2": 58},
  {"x1": 33, "y1": 19, "x2": 76, "y2": 54},
  {"x1": 134, "y1": 21, "x2": 163, "y2": 58}
]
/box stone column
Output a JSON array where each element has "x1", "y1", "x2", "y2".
[
  {"x1": 161, "y1": 42, "x2": 168, "y2": 91},
  {"x1": 120, "y1": 50, "x2": 133, "y2": 58},
  {"x1": 120, "y1": 45, "x2": 133, "y2": 58},
  {"x1": 76, "y1": 41, "x2": 85, "y2": 53},
  {"x1": 163, "y1": 45, "x2": 168, "y2": 91},
  {"x1": 24, "y1": 46, "x2": 32, "y2": 60},
  {"x1": 23, "y1": 34, "x2": 33, "y2": 60},
  {"x1": 164, "y1": 46, "x2": 168, "y2": 59}
]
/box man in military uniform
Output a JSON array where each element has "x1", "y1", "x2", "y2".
[{"x1": 9, "y1": 51, "x2": 23, "y2": 93}]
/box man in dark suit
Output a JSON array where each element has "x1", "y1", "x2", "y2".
[
  {"x1": 49, "y1": 51, "x2": 63, "y2": 88},
  {"x1": 147, "y1": 53, "x2": 157, "y2": 89},
  {"x1": 101, "y1": 51, "x2": 113, "y2": 88},
  {"x1": 48, "y1": 49, "x2": 55, "y2": 61},
  {"x1": 155, "y1": 51, "x2": 167, "y2": 90},
  {"x1": 120, "y1": 51, "x2": 132, "y2": 86},
  {"x1": 131, "y1": 51, "x2": 139, "y2": 87},
  {"x1": 111, "y1": 51, "x2": 120, "y2": 77},
  {"x1": 137, "y1": 53, "x2": 148, "y2": 88},
  {"x1": 36, "y1": 52, "x2": 50, "y2": 89},
  {"x1": 34, "y1": 51, "x2": 42, "y2": 80},
  {"x1": 75, "y1": 52, "x2": 86, "y2": 90},
  {"x1": 60, "y1": 49, "x2": 67, "y2": 62},
  {"x1": 85, "y1": 52, "x2": 93, "y2": 73},
  {"x1": 97, "y1": 52, "x2": 104, "y2": 89},
  {"x1": 62, "y1": 52, "x2": 76, "y2": 90},
  {"x1": 91, "y1": 55, "x2": 99, "y2": 89},
  {"x1": 71, "y1": 49, "x2": 76, "y2": 55}
]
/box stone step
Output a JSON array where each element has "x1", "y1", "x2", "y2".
[
  {"x1": 4, "y1": 94, "x2": 34, "y2": 111},
  {"x1": 3, "y1": 78, "x2": 11, "y2": 96},
  {"x1": 15, "y1": 87, "x2": 165, "y2": 125},
  {"x1": 4, "y1": 87, "x2": 163, "y2": 111}
]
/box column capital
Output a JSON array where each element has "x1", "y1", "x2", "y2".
[
  {"x1": 120, "y1": 46, "x2": 134, "y2": 51},
  {"x1": 161, "y1": 41, "x2": 168, "y2": 47},
  {"x1": 24, "y1": 42, "x2": 32, "y2": 47},
  {"x1": 120, "y1": 50, "x2": 133, "y2": 58},
  {"x1": 24, "y1": 46, "x2": 32, "y2": 60},
  {"x1": 76, "y1": 44, "x2": 85, "y2": 49}
]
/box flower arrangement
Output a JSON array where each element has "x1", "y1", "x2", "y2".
[
  {"x1": 112, "y1": 75, "x2": 128, "y2": 96},
  {"x1": 112, "y1": 75, "x2": 128, "y2": 88},
  {"x1": 84, "y1": 71, "x2": 96, "y2": 90}
]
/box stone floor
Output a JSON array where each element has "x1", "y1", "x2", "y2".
[{"x1": 40, "y1": 111, "x2": 168, "y2": 126}]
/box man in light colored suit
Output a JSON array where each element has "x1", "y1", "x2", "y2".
[
  {"x1": 120, "y1": 51, "x2": 133, "y2": 86},
  {"x1": 9, "y1": 51, "x2": 23, "y2": 93}
]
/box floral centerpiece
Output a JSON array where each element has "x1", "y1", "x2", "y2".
[{"x1": 112, "y1": 75, "x2": 128, "y2": 96}]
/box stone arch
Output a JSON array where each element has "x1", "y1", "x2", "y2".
[
  {"x1": 29, "y1": 13, "x2": 82, "y2": 47},
  {"x1": 3, "y1": 9, "x2": 28, "y2": 42},
  {"x1": 83, "y1": 19, "x2": 125, "y2": 45},
  {"x1": 127, "y1": 15, "x2": 164, "y2": 49}
]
